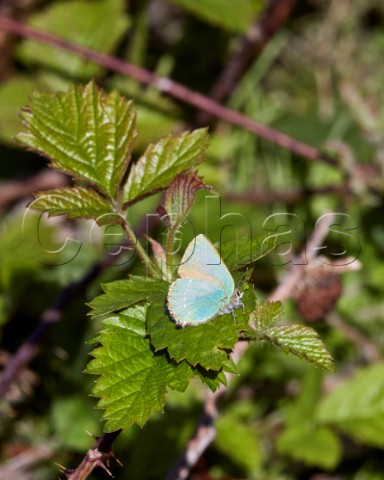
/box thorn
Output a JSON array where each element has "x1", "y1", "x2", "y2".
[
  {"x1": 96, "y1": 459, "x2": 114, "y2": 477},
  {"x1": 55, "y1": 463, "x2": 75, "y2": 479},
  {"x1": 107, "y1": 450, "x2": 123, "y2": 467},
  {"x1": 85, "y1": 430, "x2": 102, "y2": 443}
]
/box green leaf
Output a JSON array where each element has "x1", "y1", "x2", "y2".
[
  {"x1": 257, "y1": 324, "x2": 335, "y2": 372},
  {"x1": 147, "y1": 296, "x2": 238, "y2": 370},
  {"x1": 252, "y1": 301, "x2": 284, "y2": 330},
  {"x1": 220, "y1": 234, "x2": 276, "y2": 271},
  {"x1": 32, "y1": 187, "x2": 114, "y2": 221},
  {"x1": 167, "y1": 0, "x2": 265, "y2": 32},
  {"x1": 146, "y1": 287, "x2": 255, "y2": 371},
  {"x1": 317, "y1": 363, "x2": 384, "y2": 447},
  {"x1": 123, "y1": 128, "x2": 209, "y2": 204},
  {"x1": 216, "y1": 415, "x2": 261, "y2": 474},
  {"x1": 17, "y1": 0, "x2": 129, "y2": 78},
  {"x1": 88, "y1": 277, "x2": 166, "y2": 318},
  {"x1": 86, "y1": 305, "x2": 193, "y2": 431},
  {"x1": 17, "y1": 82, "x2": 137, "y2": 198},
  {"x1": 277, "y1": 425, "x2": 341, "y2": 470},
  {"x1": 195, "y1": 365, "x2": 227, "y2": 391}
]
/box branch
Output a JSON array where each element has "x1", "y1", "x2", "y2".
[
  {"x1": 0, "y1": 169, "x2": 67, "y2": 211},
  {"x1": 166, "y1": 213, "x2": 336, "y2": 480},
  {"x1": 0, "y1": 15, "x2": 337, "y2": 166},
  {"x1": 63, "y1": 431, "x2": 122, "y2": 480},
  {"x1": 225, "y1": 183, "x2": 351, "y2": 204},
  {"x1": 197, "y1": 0, "x2": 297, "y2": 125},
  {"x1": 0, "y1": 443, "x2": 55, "y2": 477},
  {"x1": 165, "y1": 390, "x2": 219, "y2": 480}
]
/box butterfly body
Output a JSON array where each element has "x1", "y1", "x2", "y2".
[{"x1": 167, "y1": 235, "x2": 244, "y2": 327}]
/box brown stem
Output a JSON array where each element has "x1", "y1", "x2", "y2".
[
  {"x1": 197, "y1": 0, "x2": 297, "y2": 125},
  {"x1": 165, "y1": 391, "x2": 219, "y2": 480},
  {"x1": 0, "y1": 170, "x2": 68, "y2": 211},
  {"x1": 225, "y1": 183, "x2": 351, "y2": 204},
  {"x1": 0, "y1": 15, "x2": 336, "y2": 166},
  {"x1": 65, "y1": 430, "x2": 122, "y2": 480}
]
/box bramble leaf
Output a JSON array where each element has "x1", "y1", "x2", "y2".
[
  {"x1": 146, "y1": 287, "x2": 255, "y2": 371},
  {"x1": 256, "y1": 324, "x2": 335, "y2": 372},
  {"x1": 220, "y1": 234, "x2": 276, "y2": 271},
  {"x1": 32, "y1": 187, "x2": 114, "y2": 221},
  {"x1": 196, "y1": 366, "x2": 228, "y2": 391},
  {"x1": 317, "y1": 363, "x2": 384, "y2": 447},
  {"x1": 147, "y1": 296, "x2": 236, "y2": 370},
  {"x1": 17, "y1": 82, "x2": 137, "y2": 198},
  {"x1": 86, "y1": 305, "x2": 193, "y2": 431},
  {"x1": 88, "y1": 277, "x2": 166, "y2": 319},
  {"x1": 252, "y1": 301, "x2": 284, "y2": 330},
  {"x1": 123, "y1": 129, "x2": 209, "y2": 204}
]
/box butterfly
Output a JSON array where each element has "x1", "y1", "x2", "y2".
[{"x1": 167, "y1": 234, "x2": 244, "y2": 327}]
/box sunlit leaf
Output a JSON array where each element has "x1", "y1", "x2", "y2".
[
  {"x1": 220, "y1": 234, "x2": 276, "y2": 271},
  {"x1": 32, "y1": 187, "x2": 114, "y2": 220},
  {"x1": 252, "y1": 301, "x2": 284, "y2": 330},
  {"x1": 88, "y1": 277, "x2": 166, "y2": 319},
  {"x1": 86, "y1": 305, "x2": 193, "y2": 431},
  {"x1": 257, "y1": 324, "x2": 335, "y2": 371},
  {"x1": 123, "y1": 129, "x2": 209, "y2": 204},
  {"x1": 17, "y1": 82, "x2": 137, "y2": 198},
  {"x1": 146, "y1": 288, "x2": 255, "y2": 371}
]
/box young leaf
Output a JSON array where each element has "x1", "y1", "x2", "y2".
[
  {"x1": 252, "y1": 301, "x2": 284, "y2": 330},
  {"x1": 220, "y1": 234, "x2": 276, "y2": 271},
  {"x1": 317, "y1": 363, "x2": 384, "y2": 447},
  {"x1": 86, "y1": 305, "x2": 193, "y2": 431},
  {"x1": 123, "y1": 128, "x2": 209, "y2": 205},
  {"x1": 17, "y1": 81, "x2": 137, "y2": 198},
  {"x1": 257, "y1": 324, "x2": 335, "y2": 372},
  {"x1": 147, "y1": 294, "x2": 239, "y2": 371},
  {"x1": 88, "y1": 277, "x2": 166, "y2": 318},
  {"x1": 158, "y1": 172, "x2": 212, "y2": 229},
  {"x1": 32, "y1": 187, "x2": 114, "y2": 220}
]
